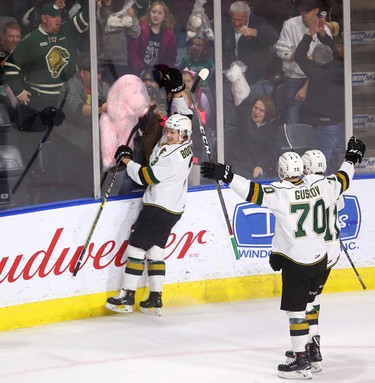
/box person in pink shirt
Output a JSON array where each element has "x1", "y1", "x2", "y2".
[{"x1": 128, "y1": 1, "x2": 177, "y2": 75}]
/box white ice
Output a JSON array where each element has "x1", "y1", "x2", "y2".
[{"x1": 1, "y1": 290, "x2": 374, "y2": 383}]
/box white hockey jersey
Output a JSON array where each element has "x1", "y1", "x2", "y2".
[
  {"x1": 230, "y1": 161, "x2": 354, "y2": 265},
  {"x1": 325, "y1": 195, "x2": 345, "y2": 268},
  {"x1": 126, "y1": 138, "x2": 193, "y2": 214}
]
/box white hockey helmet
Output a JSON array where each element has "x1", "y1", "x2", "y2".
[
  {"x1": 278, "y1": 152, "x2": 304, "y2": 179},
  {"x1": 164, "y1": 114, "x2": 192, "y2": 141},
  {"x1": 302, "y1": 150, "x2": 327, "y2": 175}
]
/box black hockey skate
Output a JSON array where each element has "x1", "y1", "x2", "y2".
[
  {"x1": 308, "y1": 335, "x2": 322, "y2": 372},
  {"x1": 285, "y1": 335, "x2": 322, "y2": 374},
  {"x1": 106, "y1": 289, "x2": 135, "y2": 313},
  {"x1": 278, "y1": 350, "x2": 312, "y2": 380},
  {"x1": 139, "y1": 292, "x2": 162, "y2": 316}
]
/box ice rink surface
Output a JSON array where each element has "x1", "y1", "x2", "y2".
[{"x1": 1, "y1": 290, "x2": 374, "y2": 383}]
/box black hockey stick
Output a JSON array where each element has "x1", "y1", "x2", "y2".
[
  {"x1": 100, "y1": 123, "x2": 139, "y2": 186},
  {"x1": 73, "y1": 125, "x2": 138, "y2": 276},
  {"x1": 191, "y1": 68, "x2": 240, "y2": 260},
  {"x1": 339, "y1": 238, "x2": 366, "y2": 290},
  {"x1": 12, "y1": 88, "x2": 67, "y2": 193}
]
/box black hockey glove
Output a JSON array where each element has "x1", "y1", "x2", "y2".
[
  {"x1": 152, "y1": 64, "x2": 170, "y2": 87},
  {"x1": 345, "y1": 136, "x2": 366, "y2": 164},
  {"x1": 269, "y1": 253, "x2": 283, "y2": 272},
  {"x1": 201, "y1": 162, "x2": 234, "y2": 184},
  {"x1": 39, "y1": 106, "x2": 65, "y2": 127},
  {"x1": 153, "y1": 65, "x2": 185, "y2": 94},
  {"x1": 114, "y1": 145, "x2": 133, "y2": 164}
]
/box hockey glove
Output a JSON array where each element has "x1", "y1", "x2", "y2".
[
  {"x1": 114, "y1": 145, "x2": 133, "y2": 164},
  {"x1": 201, "y1": 162, "x2": 234, "y2": 184},
  {"x1": 152, "y1": 64, "x2": 170, "y2": 87},
  {"x1": 269, "y1": 253, "x2": 283, "y2": 272},
  {"x1": 154, "y1": 65, "x2": 185, "y2": 94},
  {"x1": 345, "y1": 136, "x2": 366, "y2": 164}
]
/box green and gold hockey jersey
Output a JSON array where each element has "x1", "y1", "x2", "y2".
[{"x1": 4, "y1": 9, "x2": 88, "y2": 98}]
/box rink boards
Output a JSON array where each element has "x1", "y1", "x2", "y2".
[{"x1": 1, "y1": 179, "x2": 374, "y2": 331}]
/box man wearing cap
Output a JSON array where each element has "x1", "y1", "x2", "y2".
[
  {"x1": 4, "y1": 1, "x2": 89, "y2": 116},
  {"x1": 275, "y1": 0, "x2": 331, "y2": 124}
]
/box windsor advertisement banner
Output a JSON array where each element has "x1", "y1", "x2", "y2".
[{"x1": 0, "y1": 178, "x2": 374, "y2": 308}]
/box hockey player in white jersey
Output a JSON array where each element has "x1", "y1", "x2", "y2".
[
  {"x1": 201, "y1": 136, "x2": 365, "y2": 380},
  {"x1": 106, "y1": 114, "x2": 193, "y2": 316},
  {"x1": 285, "y1": 149, "x2": 345, "y2": 373}
]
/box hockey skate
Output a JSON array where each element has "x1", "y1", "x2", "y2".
[
  {"x1": 308, "y1": 335, "x2": 322, "y2": 373},
  {"x1": 139, "y1": 292, "x2": 162, "y2": 316},
  {"x1": 105, "y1": 289, "x2": 135, "y2": 313},
  {"x1": 285, "y1": 336, "x2": 322, "y2": 373},
  {"x1": 278, "y1": 350, "x2": 312, "y2": 380}
]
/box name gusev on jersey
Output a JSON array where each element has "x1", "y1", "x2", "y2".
[
  {"x1": 230, "y1": 161, "x2": 354, "y2": 265},
  {"x1": 126, "y1": 139, "x2": 193, "y2": 214}
]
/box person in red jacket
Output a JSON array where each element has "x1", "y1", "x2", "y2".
[{"x1": 128, "y1": 1, "x2": 177, "y2": 75}]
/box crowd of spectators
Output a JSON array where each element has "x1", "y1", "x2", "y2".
[{"x1": 0, "y1": 0, "x2": 345, "y2": 207}]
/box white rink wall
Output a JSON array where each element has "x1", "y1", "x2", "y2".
[{"x1": 0, "y1": 178, "x2": 374, "y2": 329}]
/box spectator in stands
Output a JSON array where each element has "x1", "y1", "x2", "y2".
[
  {"x1": 181, "y1": 68, "x2": 215, "y2": 166},
  {"x1": 4, "y1": 1, "x2": 89, "y2": 130},
  {"x1": 22, "y1": 0, "x2": 70, "y2": 34},
  {"x1": 128, "y1": 1, "x2": 177, "y2": 75},
  {"x1": 275, "y1": 0, "x2": 331, "y2": 124},
  {"x1": 0, "y1": 20, "x2": 21, "y2": 124},
  {"x1": 96, "y1": 0, "x2": 140, "y2": 85},
  {"x1": 45, "y1": 52, "x2": 110, "y2": 200},
  {"x1": 228, "y1": 94, "x2": 278, "y2": 179},
  {"x1": 222, "y1": 1, "x2": 278, "y2": 98},
  {"x1": 178, "y1": 36, "x2": 214, "y2": 89},
  {"x1": 221, "y1": 1, "x2": 278, "y2": 161},
  {"x1": 0, "y1": 21, "x2": 21, "y2": 65},
  {"x1": 294, "y1": 15, "x2": 345, "y2": 175}
]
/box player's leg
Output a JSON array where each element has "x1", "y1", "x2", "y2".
[
  {"x1": 106, "y1": 244, "x2": 146, "y2": 313},
  {"x1": 140, "y1": 245, "x2": 165, "y2": 316},
  {"x1": 278, "y1": 259, "x2": 313, "y2": 380},
  {"x1": 140, "y1": 209, "x2": 182, "y2": 316},
  {"x1": 305, "y1": 265, "x2": 331, "y2": 372}
]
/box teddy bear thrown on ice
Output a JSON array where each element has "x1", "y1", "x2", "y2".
[
  {"x1": 100, "y1": 74, "x2": 150, "y2": 170},
  {"x1": 186, "y1": 0, "x2": 214, "y2": 41}
]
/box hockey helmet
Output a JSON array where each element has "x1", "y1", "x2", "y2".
[
  {"x1": 278, "y1": 152, "x2": 303, "y2": 179},
  {"x1": 302, "y1": 150, "x2": 327, "y2": 175},
  {"x1": 164, "y1": 114, "x2": 192, "y2": 141}
]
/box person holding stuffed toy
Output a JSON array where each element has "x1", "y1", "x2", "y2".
[
  {"x1": 97, "y1": 0, "x2": 140, "y2": 85},
  {"x1": 128, "y1": 1, "x2": 177, "y2": 75}
]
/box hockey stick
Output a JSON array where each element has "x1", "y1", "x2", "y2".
[
  {"x1": 100, "y1": 123, "x2": 139, "y2": 186},
  {"x1": 339, "y1": 238, "x2": 366, "y2": 290},
  {"x1": 73, "y1": 125, "x2": 138, "y2": 276},
  {"x1": 191, "y1": 68, "x2": 240, "y2": 260},
  {"x1": 12, "y1": 87, "x2": 68, "y2": 194}
]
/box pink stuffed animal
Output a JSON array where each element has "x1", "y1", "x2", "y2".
[{"x1": 100, "y1": 74, "x2": 150, "y2": 169}]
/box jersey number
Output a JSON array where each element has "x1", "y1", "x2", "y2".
[{"x1": 290, "y1": 199, "x2": 339, "y2": 241}]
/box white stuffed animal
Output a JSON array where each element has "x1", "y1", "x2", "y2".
[
  {"x1": 186, "y1": 0, "x2": 214, "y2": 41},
  {"x1": 223, "y1": 61, "x2": 251, "y2": 107},
  {"x1": 105, "y1": 0, "x2": 135, "y2": 33}
]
